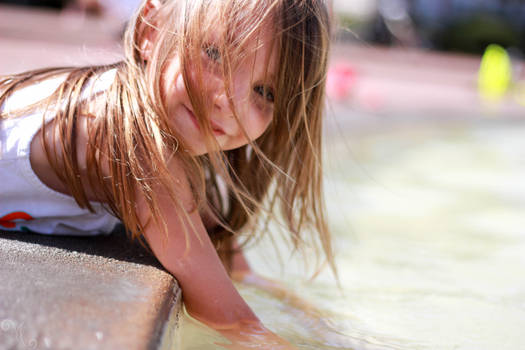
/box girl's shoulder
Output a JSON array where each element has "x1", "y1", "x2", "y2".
[
  {"x1": 0, "y1": 74, "x2": 66, "y2": 115},
  {"x1": 1, "y1": 68, "x2": 117, "y2": 115},
  {"x1": 81, "y1": 68, "x2": 118, "y2": 102}
]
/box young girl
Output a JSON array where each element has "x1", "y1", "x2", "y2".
[{"x1": 0, "y1": 0, "x2": 335, "y2": 347}]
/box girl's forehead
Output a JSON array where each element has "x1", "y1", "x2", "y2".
[
  {"x1": 214, "y1": 13, "x2": 277, "y2": 48},
  {"x1": 195, "y1": 9, "x2": 281, "y2": 80},
  {"x1": 241, "y1": 24, "x2": 275, "y2": 54},
  {"x1": 238, "y1": 25, "x2": 279, "y2": 80}
]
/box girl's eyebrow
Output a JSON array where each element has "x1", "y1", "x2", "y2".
[
  {"x1": 252, "y1": 75, "x2": 276, "y2": 92},
  {"x1": 262, "y1": 73, "x2": 276, "y2": 86},
  {"x1": 258, "y1": 54, "x2": 277, "y2": 85}
]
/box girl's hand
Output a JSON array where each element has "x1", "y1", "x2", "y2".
[
  {"x1": 217, "y1": 321, "x2": 297, "y2": 350},
  {"x1": 229, "y1": 246, "x2": 348, "y2": 348}
]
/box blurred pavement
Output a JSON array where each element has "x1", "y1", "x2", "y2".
[
  {"x1": 331, "y1": 43, "x2": 524, "y2": 118},
  {"x1": 0, "y1": 4, "x2": 122, "y2": 73}
]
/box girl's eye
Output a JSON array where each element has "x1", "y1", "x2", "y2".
[
  {"x1": 204, "y1": 44, "x2": 221, "y2": 62},
  {"x1": 253, "y1": 85, "x2": 275, "y2": 103}
]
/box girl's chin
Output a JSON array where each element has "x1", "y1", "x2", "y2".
[{"x1": 188, "y1": 147, "x2": 209, "y2": 156}]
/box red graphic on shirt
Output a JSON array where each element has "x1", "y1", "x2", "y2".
[{"x1": 0, "y1": 212, "x2": 34, "y2": 229}]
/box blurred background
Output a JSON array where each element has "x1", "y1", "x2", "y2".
[
  {"x1": 2, "y1": 1, "x2": 525, "y2": 350},
  {"x1": 337, "y1": 0, "x2": 525, "y2": 54},
  {"x1": 1, "y1": 0, "x2": 524, "y2": 115},
  {"x1": 330, "y1": 0, "x2": 525, "y2": 116}
]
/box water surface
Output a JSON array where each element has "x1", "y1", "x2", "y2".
[{"x1": 180, "y1": 117, "x2": 525, "y2": 350}]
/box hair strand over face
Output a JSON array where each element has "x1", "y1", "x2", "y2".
[{"x1": 0, "y1": 0, "x2": 337, "y2": 279}]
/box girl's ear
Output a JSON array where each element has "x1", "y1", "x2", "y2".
[{"x1": 138, "y1": 0, "x2": 163, "y2": 62}]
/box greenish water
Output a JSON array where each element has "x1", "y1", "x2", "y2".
[{"x1": 180, "y1": 119, "x2": 525, "y2": 349}]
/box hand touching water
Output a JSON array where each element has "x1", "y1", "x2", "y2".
[
  {"x1": 217, "y1": 322, "x2": 297, "y2": 350},
  {"x1": 139, "y1": 159, "x2": 296, "y2": 349}
]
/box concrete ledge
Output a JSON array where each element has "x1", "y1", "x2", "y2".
[
  {"x1": 0, "y1": 6, "x2": 181, "y2": 349},
  {"x1": 0, "y1": 228, "x2": 181, "y2": 350}
]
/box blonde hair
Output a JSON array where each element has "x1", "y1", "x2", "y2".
[{"x1": 0, "y1": 0, "x2": 336, "y2": 277}]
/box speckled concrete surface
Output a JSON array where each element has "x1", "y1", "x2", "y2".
[{"x1": 0, "y1": 228, "x2": 181, "y2": 350}]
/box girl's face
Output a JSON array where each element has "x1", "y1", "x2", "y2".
[{"x1": 160, "y1": 27, "x2": 277, "y2": 156}]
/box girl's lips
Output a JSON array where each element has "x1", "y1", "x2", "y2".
[
  {"x1": 184, "y1": 105, "x2": 226, "y2": 136},
  {"x1": 210, "y1": 120, "x2": 226, "y2": 136}
]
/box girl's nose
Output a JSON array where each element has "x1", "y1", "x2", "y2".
[
  {"x1": 213, "y1": 90, "x2": 233, "y2": 117},
  {"x1": 206, "y1": 72, "x2": 230, "y2": 113},
  {"x1": 209, "y1": 77, "x2": 240, "y2": 136}
]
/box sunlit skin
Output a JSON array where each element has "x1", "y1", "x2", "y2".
[
  {"x1": 25, "y1": 6, "x2": 293, "y2": 348},
  {"x1": 160, "y1": 28, "x2": 277, "y2": 156}
]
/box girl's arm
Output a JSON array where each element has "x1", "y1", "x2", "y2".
[
  {"x1": 136, "y1": 159, "x2": 294, "y2": 348},
  {"x1": 137, "y1": 159, "x2": 257, "y2": 327}
]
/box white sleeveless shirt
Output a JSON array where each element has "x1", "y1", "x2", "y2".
[{"x1": 0, "y1": 70, "x2": 120, "y2": 235}]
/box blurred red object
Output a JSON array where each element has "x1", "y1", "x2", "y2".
[{"x1": 326, "y1": 63, "x2": 358, "y2": 101}]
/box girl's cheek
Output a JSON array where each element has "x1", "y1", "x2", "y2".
[
  {"x1": 247, "y1": 108, "x2": 272, "y2": 141},
  {"x1": 254, "y1": 100, "x2": 274, "y2": 133},
  {"x1": 259, "y1": 115, "x2": 273, "y2": 138}
]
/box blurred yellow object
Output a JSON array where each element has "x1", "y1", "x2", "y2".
[{"x1": 478, "y1": 44, "x2": 511, "y2": 102}]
